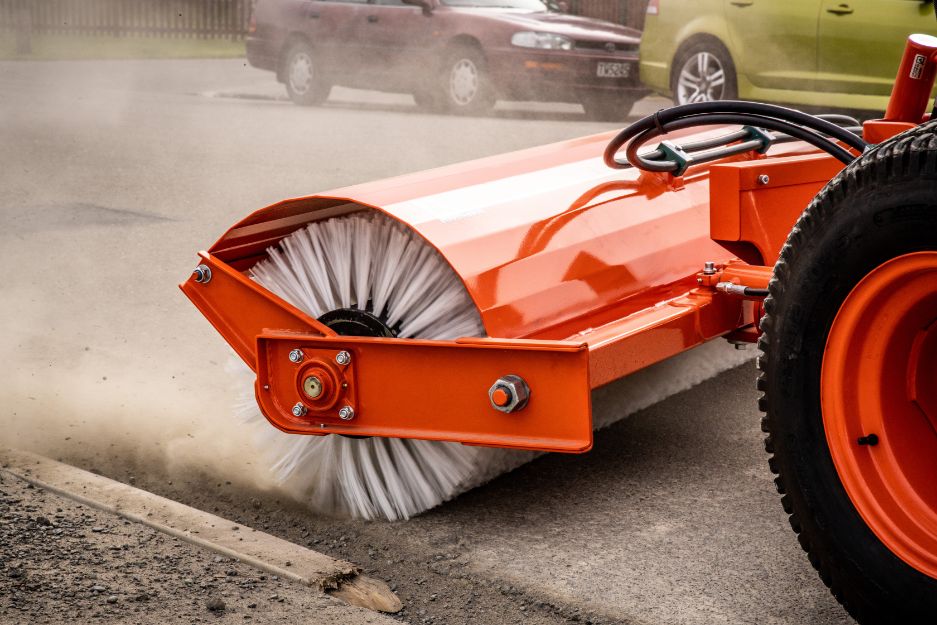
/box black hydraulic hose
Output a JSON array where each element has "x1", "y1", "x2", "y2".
[
  {"x1": 623, "y1": 114, "x2": 857, "y2": 170},
  {"x1": 618, "y1": 100, "x2": 868, "y2": 156},
  {"x1": 628, "y1": 113, "x2": 862, "y2": 164},
  {"x1": 604, "y1": 101, "x2": 868, "y2": 172}
]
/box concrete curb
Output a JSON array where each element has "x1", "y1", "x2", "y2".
[{"x1": 0, "y1": 448, "x2": 401, "y2": 614}]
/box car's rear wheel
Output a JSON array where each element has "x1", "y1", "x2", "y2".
[
  {"x1": 438, "y1": 46, "x2": 495, "y2": 115},
  {"x1": 671, "y1": 40, "x2": 737, "y2": 105},
  {"x1": 579, "y1": 92, "x2": 639, "y2": 122},
  {"x1": 284, "y1": 42, "x2": 331, "y2": 106}
]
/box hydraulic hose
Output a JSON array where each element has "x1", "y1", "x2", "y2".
[{"x1": 605, "y1": 101, "x2": 868, "y2": 174}]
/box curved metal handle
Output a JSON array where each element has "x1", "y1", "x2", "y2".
[{"x1": 826, "y1": 4, "x2": 854, "y2": 15}]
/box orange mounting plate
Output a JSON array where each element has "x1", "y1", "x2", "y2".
[{"x1": 255, "y1": 332, "x2": 593, "y2": 453}]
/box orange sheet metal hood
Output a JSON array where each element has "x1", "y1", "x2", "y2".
[{"x1": 209, "y1": 129, "x2": 790, "y2": 341}]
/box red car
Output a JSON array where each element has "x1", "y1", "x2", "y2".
[{"x1": 246, "y1": 0, "x2": 647, "y2": 119}]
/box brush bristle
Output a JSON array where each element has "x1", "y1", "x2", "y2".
[
  {"x1": 234, "y1": 211, "x2": 754, "y2": 521},
  {"x1": 244, "y1": 211, "x2": 491, "y2": 520}
]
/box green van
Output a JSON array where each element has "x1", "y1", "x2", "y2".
[{"x1": 639, "y1": 0, "x2": 936, "y2": 111}]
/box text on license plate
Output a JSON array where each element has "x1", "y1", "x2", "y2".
[{"x1": 597, "y1": 62, "x2": 631, "y2": 78}]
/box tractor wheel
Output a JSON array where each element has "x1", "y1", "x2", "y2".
[{"x1": 759, "y1": 119, "x2": 937, "y2": 624}]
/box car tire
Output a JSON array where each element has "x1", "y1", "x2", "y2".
[
  {"x1": 412, "y1": 88, "x2": 446, "y2": 113},
  {"x1": 759, "y1": 121, "x2": 937, "y2": 624},
  {"x1": 670, "y1": 40, "x2": 737, "y2": 105},
  {"x1": 283, "y1": 41, "x2": 331, "y2": 106},
  {"x1": 439, "y1": 46, "x2": 495, "y2": 115},
  {"x1": 579, "y1": 92, "x2": 638, "y2": 122}
]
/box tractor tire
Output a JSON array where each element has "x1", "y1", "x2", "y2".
[{"x1": 759, "y1": 119, "x2": 937, "y2": 624}]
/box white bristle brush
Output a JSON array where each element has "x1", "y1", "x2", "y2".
[{"x1": 232, "y1": 211, "x2": 752, "y2": 520}]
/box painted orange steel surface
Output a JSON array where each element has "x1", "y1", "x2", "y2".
[
  {"x1": 709, "y1": 154, "x2": 844, "y2": 266},
  {"x1": 256, "y1": 333, "x2": 592, "y2": 453},
  {"x1": 821, "y1": 252, "x2": 937, "y2": 579},
  {"x1": 181, "y1": 252, "x2": 335, "y2": 370},
  {"x1": 182, "y1": 124, "x2": 845, "y2": 451},
  {"x1": 884, "y1": 34, "x2": 937, "y2": 123}
]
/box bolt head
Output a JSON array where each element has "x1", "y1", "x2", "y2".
[
  {"x1": 338, "y1": 405, "x2": 355, "y2": 420},
  {"x1": 192, "y1": 264, "x2": 212, "y2": 284},
  {"x1": 335, "y1": 351, "x2": 351, "y2": 366},
  {"x1": 288, "y1": 349, "x2": 304, "y2": 364},
  {"x1": 488, "y1": 375, "x2": 530, "y2": 413},
  {"x1": 291, "y1": 402, "x2": 307, "y2": 418},
  {"x1": 703, "y1": 261, "x2": 716, "y2": 275},
  {"x1": 757, "y1": 174, "x2": 770, "y2": 185}
]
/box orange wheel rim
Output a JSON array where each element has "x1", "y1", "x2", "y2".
[{"x1": 822, "y1": 251, "x2": 937, "y2": 578}]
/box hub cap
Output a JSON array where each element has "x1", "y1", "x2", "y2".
[
  {"x1": 289, "y1": 52, "x2": 314, "y2": 95},
  {"x1": 822, "y1": 251, "x2": 937, "y2": 578},
  {"x1": 676, "y1": 52, "x2": 726, "y2": 104},
  {"x1": 449, "y1": 59, "x2": 479, "y2": 106}
]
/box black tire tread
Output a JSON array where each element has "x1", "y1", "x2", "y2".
[{"x1": 758, "y1": 119, "x2": 937, "y2": 624}]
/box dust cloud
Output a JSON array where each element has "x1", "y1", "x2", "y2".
[{"x1": 0, "y1": 33, "x2": 622, "y2": 505}]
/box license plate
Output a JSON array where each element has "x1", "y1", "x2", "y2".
[{"x1": 597, "y1": 62, "x2": 631, "y2": 78}]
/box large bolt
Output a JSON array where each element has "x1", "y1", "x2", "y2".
[
  {"x1": 291, "y1": 403, "x2": 307, "y2": 417},
  {"x1": 338, "y1": 405, "x2": 355, "y2": 420},
  {"x1": 757, "y1": 174, "x2": 770, "y2": 185},
  {"x1": 192, "y1": 264, "x2": 212, "y2": 284},
  {"x1": 703, "y1": 261, "x2": 716, "y2": 275},
  {"x1": 335, "y1": 351, "x2": 351, "y2": 366},
  {"x1": 488, "y1": 375, "x2": 530, "y2": 413},
  {"x1": 288, "y1": 349, "x2": 304, "y2": 364}
]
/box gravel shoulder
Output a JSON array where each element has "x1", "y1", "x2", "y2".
[{"x1": 0, "y1": 469, "x2": 393, "y2": 625}]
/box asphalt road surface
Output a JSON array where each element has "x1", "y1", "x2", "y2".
[{"x1": 0, "y1": 58, "x2": 852, "y2": 625}]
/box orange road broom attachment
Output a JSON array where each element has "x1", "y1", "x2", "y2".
[{"x1": 183, "y1": 79, "x2": 884, "y2": 520}]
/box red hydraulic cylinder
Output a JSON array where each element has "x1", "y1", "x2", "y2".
[{"x1": 885, "y1": 34, "x2": 937, "y2": 123}]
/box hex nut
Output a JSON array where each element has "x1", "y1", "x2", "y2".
[
  {"x1": 192, "y1": 264, "x2": 212, "y2": 284},
  {"x1": 335, "y1": 351, "x2": 351, "y2": 366},
  {"x1": 288, "y1": 349, "x2": 304, "y2": 364},
  {"x1": 488, "y1": 375, "x2": 530, "y2": 413},
  {"x1": 338, "y1": 405, "x2": 355, "y2": 420},
  {"x1": 291, "y1": 403, "x2": 307, "y2": 417}
]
